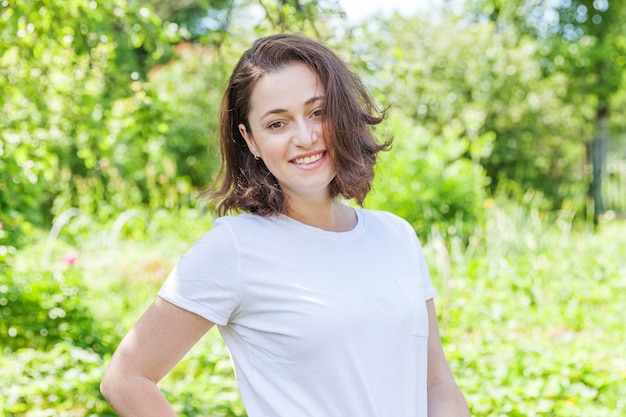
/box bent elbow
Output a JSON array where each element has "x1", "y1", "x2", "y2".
[
  {"x1": 100, "y1": 370, "x2": 113, "y2": 402},
  {"x1": 100, "y1": 365, "x2": 122, "y2": 404}
]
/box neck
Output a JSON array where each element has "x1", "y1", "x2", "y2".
[{"x1": 285, "y1": 198, "x2": 357, "y2": 232}]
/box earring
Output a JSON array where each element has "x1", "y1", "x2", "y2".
[{"x1": 254, "y1": 154, "x2": 260, "y2": 160}]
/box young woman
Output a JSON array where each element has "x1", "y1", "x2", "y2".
[{"x1": 101, "y1": 33, "x2": 469, "y2": 417}]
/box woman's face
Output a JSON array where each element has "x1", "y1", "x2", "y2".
[{"x1": 239, "y1": 63, "x2": 335, "y2": 203}]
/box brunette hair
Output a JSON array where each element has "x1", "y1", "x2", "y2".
[{"x1": 206, "y1": 33, "x2": 391, "y2": 216}]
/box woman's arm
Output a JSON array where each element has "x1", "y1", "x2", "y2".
[
  {"x1": 426, "y1": 299, "x2": 470, "y2": 417},
  {"x1": 101, "y1": 297, "x2": 214, "y2": 416}
]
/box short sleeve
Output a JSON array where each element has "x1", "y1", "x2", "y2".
[
  {"x1": 414, "y1": 236, "x2": 438, "y2": 301},
  {"x1": 399, "y1": 217, "x2": 438, "y2": 301},
  {"x1": 158, "y1": 219, "x2": 240, "y2": 326}
]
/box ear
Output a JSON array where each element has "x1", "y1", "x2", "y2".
[{"x1": 239, "y1": 124, "x2": 259, "y2": 158}]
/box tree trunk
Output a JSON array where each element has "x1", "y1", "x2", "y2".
[{"x1": 590, "y1": 106, "x2": 609, "y2": 224}]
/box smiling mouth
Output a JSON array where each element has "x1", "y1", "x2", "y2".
[{"x1": 292, "y1": 152, "x2": 325, "y2": 165}]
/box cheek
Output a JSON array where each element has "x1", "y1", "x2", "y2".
[
  {"x1": 321, "y1": 127, "x2": 337, "y2": 167},
  {"x1": 321, "y1": 121, "x2": 333, "y2": 146},
  {"x1": 257, "y1": 142, "x2": 285, "y2": 166}
]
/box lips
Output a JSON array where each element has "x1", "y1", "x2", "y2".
[{"x1": 291, "y1": 151, "x2": 326, "y2": 165}]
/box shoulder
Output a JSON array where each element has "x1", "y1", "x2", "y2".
[
  {"x1": 179, "y1": 214, "x2": 267, "y2": 261},
  {"x1": 359, "y1": 208, "x2": 424, "y2": 249},
  {"x1": 214, "y1": 213, "x2": 278, "y2": 235},
  {"x1": 209, "y1": 213, "x2": 289, "y2": 249},
  {"x1": 215, "y1": 213, "x2": 274, "y2": 226},
  {"x1": 360, "y1": 208, "x2": 414, "y2": 234},
  {"x1": 171, "y1": 215, "x2": 277, "y2": 284}
]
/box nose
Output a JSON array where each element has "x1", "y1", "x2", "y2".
[{"x1": 292, "y1": 118, "x2": 319, "y2": 148}]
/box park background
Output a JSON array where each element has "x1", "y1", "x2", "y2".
[{"x1": 1, "y1": 0, "x2": 625, "y2": 415}]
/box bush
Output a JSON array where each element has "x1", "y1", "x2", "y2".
[
  {"x1": 0, "y1": 334, "x2": 245, "y2": 417},
  {"x1": 0, "y1": 268, "x2": 106, "y2": 355},
  {"x1": 366, "y1": 113, "x2": 491, "y2": 242},
  {"x1": 0, "y1": 0, "x2": 181, "y2": 239},
  {"x1": 0, "y1": 342, "x2": 113, "y2": 416},
  {"x1": 424, "y1": 202, "x2": 626, "y2": 417}
]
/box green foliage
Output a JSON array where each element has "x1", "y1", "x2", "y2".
[
  {"x1": 147, "y1": 43, "x2": 228, "y2": 190},
  {"x1": 0, "y1": 268, "x2": 106, "y2": 355},
  {"x1": 0, "y1": 221, "x2": 18, "y2": 270},
  {"x1": 535, "y1": 0, "x2": 626, "y2": 119},
  {"x1": 253, "y1": 0, "x2": 339, "y2": 37},
  {"x1": 147, "y1": 0, "x2": 234, "y2": 43},
  {"x1": 457, "y1": 0, "x2": 626, "y2": 216},
  {"x1": 0, "y1": 0, "x2": 180, "y2": 244},
  {"x1": 425, "y1": 200, "x2": 626, "y2": 416},
  {"x1": 0, "y1": 342, "x2": 113, "y2": 416},
  {"x1": 366, "y1": 114, "x2": 490, "y2": 241},
  {"x1": 0, "y1": 333, "x2": 244, "y2": 417},
  {"x1": 346, "y1": 12, "x2": 591, "y2": 213}
]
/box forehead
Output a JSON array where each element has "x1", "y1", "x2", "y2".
[{"x1": 248, "y1": 63, "x2": 324, "y2": 118}]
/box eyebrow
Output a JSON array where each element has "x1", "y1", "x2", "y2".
[{"x1": 258, "y1": 96, "x2": 325, "y2": 121}]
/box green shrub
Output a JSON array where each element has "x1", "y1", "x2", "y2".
[
  {"x1": 366, "y1": 113, "x2": 491, "y2": 242},
  {"x1": 0, "y1": 342, "x2": 114, "y2": 416},
  {"x1": 0, "y1": 335, "x2": 245, "y2": 417},
  {"x1": 424, "y1": 203, "x2": 626, "y2": 417},
  {"x1": 0, "y1": 268, "x2": 106, "y2": 354}
]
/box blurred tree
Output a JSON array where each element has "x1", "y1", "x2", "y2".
[
  {"x1": 147, "y1": 43, "x2": 226, "y2": 193},
  {"x1": 463, "y1": 0, "x2": 626, "y2": 219},
  {"x1": 548, "y1": 0, "x2": 626, "y2": 220},
  {"x1": 339, "y1": 14, "x2": 497, "y2": 239},
  {"x1": 254, "y1": 0, "x2": 337, "y2": 37},
  {"x1": 0, "y1": 0, "x2": 177, "y2": 244},
  {"x1": 135, "y1": 0, "x2": 342, "y2": 42},
  {"x1": 347, "y1": 10, "x2": 587, "y2": 218},
  {"x1": 137, "y1": 0, "x2": 234, "y2": 44}
]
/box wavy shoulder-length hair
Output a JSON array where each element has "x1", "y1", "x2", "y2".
[{"x1": 206, "y1": 33, "x2": 392, "y2": 216}]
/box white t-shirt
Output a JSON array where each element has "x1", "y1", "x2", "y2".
[{"x1": 159, "y1": 208, "x2": 438, "y2": 417}]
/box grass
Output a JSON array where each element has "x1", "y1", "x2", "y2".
[
  {"x1": 2, "y1": 202, "x2": 625, "y2": 416},
  {"x1": 425, "y1": 201, "x2": 626, "y2": 416}
]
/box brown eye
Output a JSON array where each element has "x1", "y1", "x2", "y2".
[{"x1": 268, "y1": 121, "x2": 285, "y2": 130}]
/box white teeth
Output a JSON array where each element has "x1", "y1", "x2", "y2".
[{"x1": 293, "y1": 152, "x2": 324, "y2": 165}]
